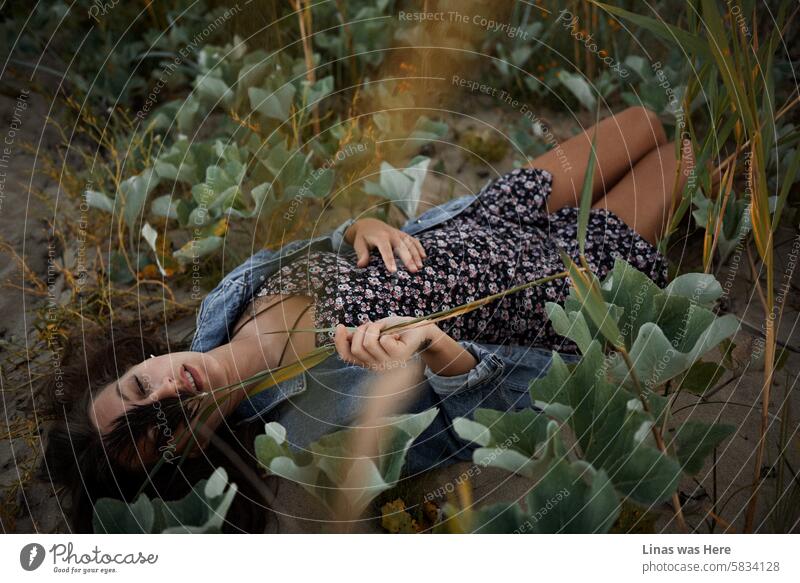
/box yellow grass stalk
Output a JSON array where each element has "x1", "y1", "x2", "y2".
[
  {"x1": 703, "y1": 160, "x2": 736, "y2": 273},
  {"x1": 744, "y1": 138, "x2": 777, "y2": 532},
  {"x1": 292, "y1": 0, "x2": 320, "y2": 135}
]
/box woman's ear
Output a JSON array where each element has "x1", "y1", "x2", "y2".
[{"x1": 146, "y1": 424, "x2": 159, "y2": 442}]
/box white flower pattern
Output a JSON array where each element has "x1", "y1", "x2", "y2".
[{"x1": 255, "y1": 168, "x2": 670, "y2": 353}]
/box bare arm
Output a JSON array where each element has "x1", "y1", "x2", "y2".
[{"x1": 419, "y1": 324, "x2": 478, "y2": 376}]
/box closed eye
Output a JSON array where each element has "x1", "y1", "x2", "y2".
[{"x1": 134, "y1": 374, "x2": 147, "y2": 397}]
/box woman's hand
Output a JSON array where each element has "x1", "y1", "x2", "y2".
[
  {"x1": 344, "y1": 218, "x2": 426, "y2": 273},
  {"x1": 334, "y1": 316, "x2": 435, "y2": 372},
  {"x1": 334, "y1": 316, "x2": 477, "y2": 377}
]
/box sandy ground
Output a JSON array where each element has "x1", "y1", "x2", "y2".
[
  {"x1": 0, "y1": 77, "x2": 68, "y2": 533},
  {"x1": 1, "y1": 87, "x2": 798, "y2": 533}
]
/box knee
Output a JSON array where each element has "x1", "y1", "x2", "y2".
[{"x1": 622, "y1": 106, "x2": 667, "y2": 147}]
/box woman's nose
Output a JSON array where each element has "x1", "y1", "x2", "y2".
[{"x1": 151, "y1": 376, "x2": 180, "y2": 400}]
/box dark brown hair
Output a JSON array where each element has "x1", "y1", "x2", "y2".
[{"x1": 38, "y1": 322, "x2": 272, "y2": 533}]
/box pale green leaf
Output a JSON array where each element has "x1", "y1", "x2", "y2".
[
  {"x1": 673, "y1": 421, "x2": 735, "y2": 475},
  {"x1": 141, "y1": 222, "x2": 168, "y2": 276},
  {"x1": 173, "y1": 236, "x2": 223, "y2": 264},
  {"x1": 557, "y1": 70, "x2": 596, "y2": 110},
  {"x1": 249, "y1": 84, "x2": 297, "y2": 122},
  {"x1": 121, "y1": 167, "x2": 160, "y2": 229},
  {"x1": 85, "y1": 190, "x2": 114, "y2": 213}
]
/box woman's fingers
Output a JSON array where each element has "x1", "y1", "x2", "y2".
[
  {"x1": 334, "y1": 324, "x2": 362, "y2": 366},
  {"x1": 412, "y1": 237, "x2": 427, "y2": 260},
  {"x1": 334, "y1": 324, "x2": 353, "y2": 361},
  {"x1": 362, "y1": 321, "x2": 392, "y2": 365},
  {"x1": 404, "y1": 235, "x2": 425, "y2": 269},
  {"x1": 378, "y1": 332, "x2": 403, "y2": 357},
  {"x1": 356, "y1": 225, "x2": 425, "y2": 273},
  {"x1": 392, "y1": 236, "x2": 420, "y2": 272},
  {"x1": 335, "y1": 318, "x2": 422, "y2": 371},
  {"x1": 349, "y1": 321, "x2": 372, "y2": 364},
  {"x1": 353, "y1": 236, "x2": 370, "y2": 268},
  {"x1": 375, "y1": 240, "x2": 397, "y2": 273}
]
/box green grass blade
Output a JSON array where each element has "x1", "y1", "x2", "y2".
[
  {"x1": 772, "y1": 144, "x2": 800, "y2": 231},
  {"x1": 588, "y1": 1, "x2": 711, "y2": 57},
  {"x1": 578, "y1": 107, "x2": 601, "y2": 255},
  {"x1": 700, "y1": 0, "x2": 754, "y2": 129}
]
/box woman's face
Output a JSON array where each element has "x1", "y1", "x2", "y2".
[{"x1": 90, "y1": 350, "x2": 232, "y2": 460}]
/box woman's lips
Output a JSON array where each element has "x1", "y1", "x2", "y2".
[
  {"x1": 182, "y1": 364, "x2": 206, "y2": 393},
  {"x1": 179, "y1": 366, "x2": 194, "y2": 393}
]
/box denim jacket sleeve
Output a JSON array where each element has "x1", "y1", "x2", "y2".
[
  {"x1": 419, "y1": 341, "x2": 583, "y2": 421},
  {"x1": 422, "y1": 342, "x2": 506, "y2": 396},
  {"x1": 422, "y1": 341, "x2": 582, "y2": 397}
]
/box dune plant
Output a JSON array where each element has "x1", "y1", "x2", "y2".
[
  {"x1": 93, "y1": 468, "x2": 237, "y2": 534},
  {"x1": 436, "y1": 105, "x2": 737, "y2": 532},
  {"x1": 82, "y1": 34, "x2": 449, "y2": 272},
  {"x1": 255, "y1": 409, "x2": 439, "y2": 519},
  {"x1": 591, "y1": 0, "x2": 800, "y2": 534},
  {"x1": 443, "y1": 257, "x2": 737, "y2": 533}
]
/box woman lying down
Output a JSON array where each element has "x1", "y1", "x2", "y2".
[{"x1": 42, "y1": 107, "x2": 695, "y2": 532}]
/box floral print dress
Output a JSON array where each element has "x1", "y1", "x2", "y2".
[{"x1": 254, "y1": 167, "x2": 670, "y2": 354}]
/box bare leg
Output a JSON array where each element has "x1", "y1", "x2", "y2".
[
  {"x1": 591, "y1": 141, "x2": 696, "y2": 246},
  {"x1": 529, "y1": 106, "x2": 667, "y2": 213}
]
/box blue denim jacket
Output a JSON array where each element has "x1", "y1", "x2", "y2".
[{"x1": 188, "y1": 188, "x2": 581, "y2": 455}]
